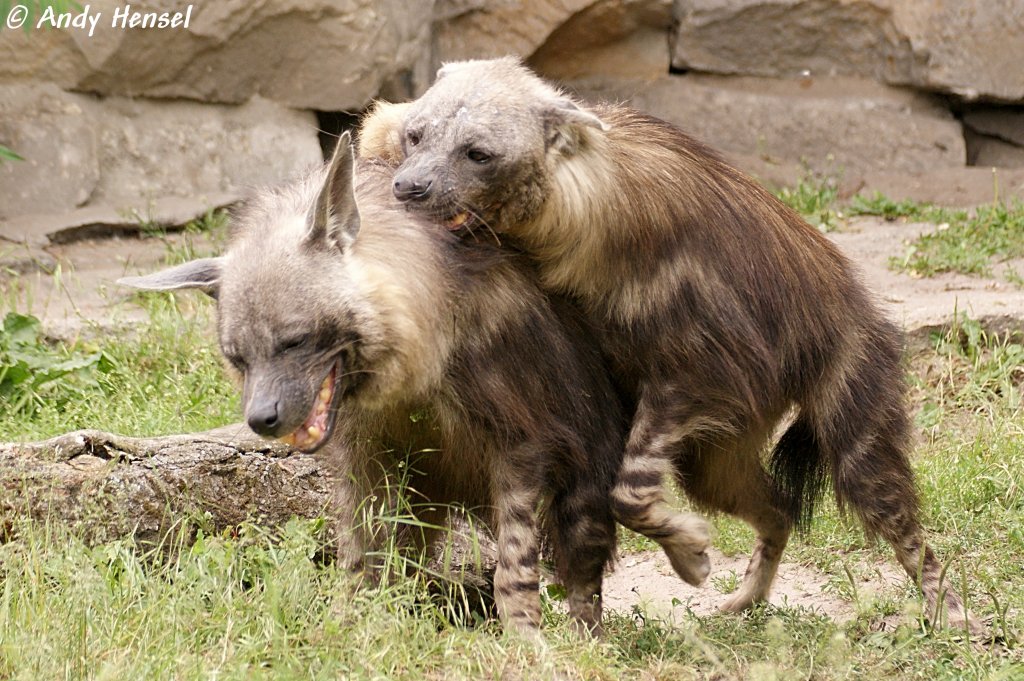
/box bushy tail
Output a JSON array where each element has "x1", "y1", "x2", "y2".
[
  {"x1": 769, "y1": 414, "x2": 830, "y2": 532},
  {"x1": 771, "y1": 318, "x2": 912, "y2": 534}
]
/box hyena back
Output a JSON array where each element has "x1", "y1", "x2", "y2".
[
  {"x1": 364, "y1": 58, "x2": 981, "y2": 635},
  {"x1": 119, "y1": 133, "x2": 627, "y2": 636}
]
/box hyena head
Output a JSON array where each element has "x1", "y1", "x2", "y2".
[
  {"x1": 389, "y1": 57, "x2": 607, "y2": 234},
  {"x1": 119, "y1": 133, "x2": 440, "y2": 453}
]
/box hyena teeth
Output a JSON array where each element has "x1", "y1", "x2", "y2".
[
  {"x1": 307, "y1": 425, "x2": 322, "y2": 440},
  {"x1": 446, "y1": 212, "x2": 470, "y2": 229},
  {"x1": 279, "y1": 433, "x2": 296, "y2": 446}
]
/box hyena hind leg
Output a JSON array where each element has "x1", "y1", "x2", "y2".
[
  {"x1": 610, "y1": 412, "x2": 712, "y2": 586},
  {"x1": 549, "y1": 485, "x2": 618, "y2": 637},
  {"x1": 676, "y1": 435, "x2": 793, "y2": 613},
  {"x1": 834, "y1": 433, "x2": 984, "y2": 636}
]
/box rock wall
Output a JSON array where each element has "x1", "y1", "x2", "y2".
[
  {"x1": 1, "y1": 84, "x2": 322, "y2": 219},
  {"x1": 1, "y1": 0, "x2": 1022, "y2": 224}
]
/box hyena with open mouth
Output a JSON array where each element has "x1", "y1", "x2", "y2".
[
  {"x1": 360, "y1": 58, "x2": 982, "y2": 635},
  {"x1": 119, "y1": 133, "x2": 628, "y2": 637}
]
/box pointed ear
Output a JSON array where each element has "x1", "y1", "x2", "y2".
[
  {"x1": 307, "y1": 130, "x2": 360, "y2": 251},
  {"x1": 542, "y1": 97, "x2": 609, "y2": 154},
  {"x1": 436, "y1": 60, "x2": 473, "y2": 81},
  {"x1": 358, "y1": 101, "x2": 409, "y2": 166},
  {"x1": 117, "y1": 257, "x2": 223, "y2": 298}
]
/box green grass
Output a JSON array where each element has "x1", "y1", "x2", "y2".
[
  {"x1": 775, "y1": 179, "x2": 1024, "y2": 281},
  {"x1": 142, "y1": 209, "x2": 231, "y2": 265},
  {"x1": 1, "y1": 230, "x2": 1022, "y2": 677},
  {"x1": 0, "y1": 216, "x2": 238, "y2": 442},
  {"x1": 0, "y1": 294, "x2": 238, "y2": 442},
  {"x1": 0, "y1": 146, "x2": 23, "y2": 163},
  {"x1": 861, "y1": 198, "x2": 1024, "y2": 278},
  {"x1": 774, "y1": 173, "x2": 842, "y2": 232}
]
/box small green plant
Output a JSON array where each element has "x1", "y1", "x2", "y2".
[
  {"x1": 712, "y1": 570, "x2": 741, "y2": 595},
  {"x1": 134, "y1": 208, "x2": 232, "y2": 265},
  {"x1": 0, "y1": 312, "x2": 106, "y2": 418},
  {"x1": 0, "y1": 146, "x2": 23, "y2": 163},
  {"x1": 0, "y1": 296, "x2": 239, "y2": 441},
  {"x1": 847, "y1": 192, "x2": 936, "y2": 222},
  {"x1": 775, "y1": 174, "x2": 842, "y2": 231}
]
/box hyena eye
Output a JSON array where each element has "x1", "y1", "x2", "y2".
[
  {"x1": 466, "y1": 148, "x2": 491, "y2": 164},
  {"x1": 225, "y1": 353, "x2": 246, "y2": 372},
  {"x1": 406, "y1": 130, "x2": 421, "y2": 147},
  {"x1": 276, "y1": 335, "x2": 309, "y2": 354}
]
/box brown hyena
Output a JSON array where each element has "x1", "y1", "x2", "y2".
[
  {"x1": 361, "y1": 58, "x2": 981, "y2": 635},
  {"x1": 119, "y1": 133, "x2": 628, "y2": 637}
]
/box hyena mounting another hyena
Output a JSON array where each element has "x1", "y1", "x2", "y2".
[
  {"x1": 361, "y1": 57, "x2": 982, "y2": 635},
  {"x1": 119, "y1": 133, "x2": 629, "y2": 636}
]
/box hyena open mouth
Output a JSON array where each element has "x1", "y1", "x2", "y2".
[
  {"x1": 279, "y1": 363, "x2": 338, "y2": 452},
  {"x1": 444, "y1": 211, "x2": 474, "y2": 231}
]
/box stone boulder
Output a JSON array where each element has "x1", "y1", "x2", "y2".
[
  {"x1": 671, "y1": 0, "x2": 1024, "y2": 103},
  {"x1": 0, "y1": 0, "x2": 435, "y2": 110},
  {"x1": 567, "y1": 74, "x2": 965, "y2": 177},
  {"x1": 434, "y1": 0, "x2": 593, "y2": 65},
  {"x1": 0, "y1": 84, "x2": 322, "y2": 220},
  {"x1": 435, "y1": 0, "x2": 672, "y2": 77},
  {"x1": 529, "y1": 0, "x2": 673, "y2": 80}
]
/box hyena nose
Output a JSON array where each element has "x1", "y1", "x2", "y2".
[
  {"x1": 247, "y1": 398, "x2": 281, "y2": 436},
  {"x1": 393, "y1": 177, "x2": 433, "y2": 202}
]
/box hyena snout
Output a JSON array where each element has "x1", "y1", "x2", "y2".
[
  {"x1": 242, "y1": 372, "x2": 317, "y2": 439},
  {"x1": 246, "y1": 392, "x2": 282, "y2": 436},
  {"x1": 392, "y1": 168, "x2": 434, "y2": 202}
]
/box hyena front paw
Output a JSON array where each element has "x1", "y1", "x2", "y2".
[{"x1": 664, "y1": 513, "x2": 712, "y2": 586}]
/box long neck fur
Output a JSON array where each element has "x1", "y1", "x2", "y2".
[{"x1": 531, "y1": 106, "x2": 853, "y2": 330}]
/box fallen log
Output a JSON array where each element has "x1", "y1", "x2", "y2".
[
  {"x1": 0, "y1": 425, "x2": 329, "y2": 544},
  {"x1": 0, "y1": 425, "x2": 497, "y2": 609}
]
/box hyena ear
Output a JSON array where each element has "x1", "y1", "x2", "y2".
[
  {"x1": 308, "y1": 130, "x2": 361, "y2": 251},
  {"x1": 357, "y1": 101, "x2": 409, "y2": 166},
  {"x1": 435, "y1": 61, "x2": 473, "y2": 81},
  {"x1": 116, "y1": 257, "x2": 223, "y2": 298},
  {"x1": 542, "y1": 97, "x2": 609, "y2": 154}
]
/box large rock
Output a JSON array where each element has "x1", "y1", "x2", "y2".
[
  {"x1": 529, "y1": 0, "x2": 673, "y2": 80},
  {"x1": 671, "y1": 0, "x2": 1024, "y2": 103},
  {"x1": 568, "y1": 74, "x2": 965, "y2": 177},
  {"x1": 0, "y1": 0, "x2": 435, "y2": 110},
  {"x1": 434, "y1": 0, "x2": 671, "y2": 75},
  {"x1": 0, "y1": 195, "x2": 241, "y2": 248},
  {"x1": 0, "y1": 84, "x2": 99, "y2": 217},
  {"x1": 0, "y1": 84, "x2": 321, "y2": 219},
  {"x1": 434, "y1": 0, "x2": 592, "y2": 65}
]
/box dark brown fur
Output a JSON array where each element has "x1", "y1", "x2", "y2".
[
  {"x1": 369, "y1": 58, "x2": 981, "y2": 634},
  {"x1": 119, "y1": 134, "x2": 627, "y2": 637}
]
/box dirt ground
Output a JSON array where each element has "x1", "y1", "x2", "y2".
[
  {"x1": 2, "y1": 213, "x2": 1022, "y2": 624},
  {"x1": 603, "y1": 547, "x2": 907, "y2": 624}
]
